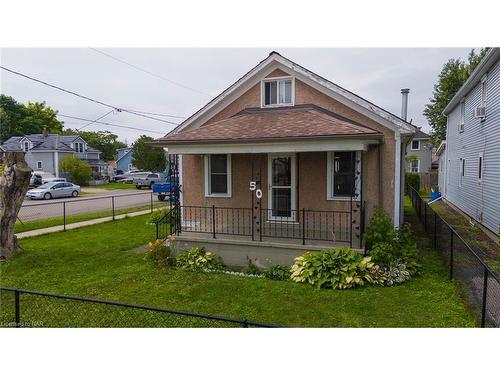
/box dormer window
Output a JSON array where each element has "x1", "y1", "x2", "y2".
[
  {"x1": 74, "y1": 142, "x2": 84, "y2": 153},
  {"x1": 262, "y1": 78, "x2": 293, "y2": 107},
  {"x1": 23, "y1": 141, "x2": 29, "y2": 152}
]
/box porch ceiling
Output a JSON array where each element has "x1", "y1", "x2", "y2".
[{"x1": 155, "y1": 105, "x2": 382, "y2": 154}]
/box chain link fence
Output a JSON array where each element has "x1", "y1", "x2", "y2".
[
  {"x1": 0, "y1": 287, "x2": 278, "y2": 328},
  {"x1": 407, "y1": 186, "x2": 500, "y2": 327},
  {"x1": 16, "y1": 192, "x2": 166, "y2": 233}
]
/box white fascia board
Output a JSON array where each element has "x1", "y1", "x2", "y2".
[{"x1": 165, "y1": 138, "x2": 378, "y2": 155}]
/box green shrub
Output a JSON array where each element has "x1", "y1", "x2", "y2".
[
  {"x1": 144, "y1": 239, "x2": 172, "y2": 267},
  {"x1": 176, "y1": 247, "x2": 224, "y2": 272},
  {"x1": 369, "y1": 242, "x2": 397, "y2": 268},
  {"x1": 59, "y1": 155, "x2": 92, "y2": 186},
  {"x1": 149, "y1": 208, "x2": 171, "y2": 224},
  {"x1": 290, "y1": 247, "x2": 374, "y2": 289},
  {"x1": 364, "y1": 208, "x2": 395, "y2": 251},
  {"x1": 405, "y1": 172, "x2": 420, "y2": 192},
  {"x1": 264, "y1": 265, "x2": 291, "y2": 281}
]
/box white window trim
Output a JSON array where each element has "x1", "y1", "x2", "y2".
[
  {"x1": 459, "y1": 100, "x2": 465, "y2": 132},
  {"x1": 410, "y1": 140, "x2": 420, "y2": 150},
  {"x1": 326, "y1": 151, "x2": 361, "y2": 201},
  {"x1": 459, "y1": 158, "x2": 465, "y2": 187},
  {"x1": 22, "y1": 141, "x2": 30, "y2": 152},
  {"x1": 204, "y1": 154, "x2": 232, "y2": 198},
  {"x1": 74, "y1": 142, "x2": 85, "y2": 153},
  {"x1": 409, "y1": 159, "x2": 420, "y2": 173},
  {"x1": 478, "y1": 152, "x2": 484, "y2": 182},
  {"x1": 36, "y1": 161, "x2": 43, "y2": 169},
  {"x1": 260, "y1": 76, "x2": 295, "y2": 108}
]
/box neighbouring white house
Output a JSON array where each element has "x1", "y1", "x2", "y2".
[{"x1": 439, "y1": 47, "x2": 500, "y2": 236}]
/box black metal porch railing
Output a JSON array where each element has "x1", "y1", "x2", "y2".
[
  {"x1": 157, "y1": 204, "x2": 362, "y2": 248},
  {"x1": 407, "y1": 185, "x2": 500, "y2": 327}
]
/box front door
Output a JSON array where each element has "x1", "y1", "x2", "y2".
[{"x1": 268, "y1": 154, "x2": 296, "y2": 221}]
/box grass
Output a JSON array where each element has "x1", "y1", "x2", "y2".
[
  {"x1": 96, "y1": 182, "x2": 138, "y2": 190},
  {"x1": 15, "y1": 203, "x2": 164, "y2": 233},
  {"x1": 0, "y1": 212, "x2": 475, "y2": 327}
]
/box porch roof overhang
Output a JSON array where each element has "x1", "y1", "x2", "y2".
[{"x1": 155, "y1": 104, "x2": 383, "y2": 154}]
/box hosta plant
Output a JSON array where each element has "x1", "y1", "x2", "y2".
[
  {"x1": 176, "y1": 247, "x2": 225, "y2": 272},
  {"x1": 290, "y1": 247, "x2": 374, "y2": 289},
  {"x1": 368, "y1": 259, "x2": 412, "y2": 286}
]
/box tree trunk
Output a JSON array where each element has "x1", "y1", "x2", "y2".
[{"x1": 0, "y1": 151, "x2": 32, "y2": 259}]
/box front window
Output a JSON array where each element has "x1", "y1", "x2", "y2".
[
  {"x1": 263, "y1": 78, "x2": 293, "y2": 106},
  {"x1": 36, "y1": 161, "x2": 43, "y2": 169},
  {"x1": 410, "y1": 159, "x2": 420, "y2": 173},
  {"x1": 205, "y1": 154, "x2": 231, "y2": 196},
  {"x1": 411, "y1": 140, "x2": 420, "y2": 150},
  {"x1": 327, "y1": 151, "x2": 361, "y2": 199}
]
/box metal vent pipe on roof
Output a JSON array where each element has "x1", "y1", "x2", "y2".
[{"x1": 401, "y1": 88, "x2": 410, "y2": 121}]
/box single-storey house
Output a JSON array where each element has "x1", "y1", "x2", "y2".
[
  {"x1": 155, "y1": 52, "x2": 416, "y2": 264},
  {"x1": 439, "y1": 47, "x2": 500, "y2": 236},
  {"x1": 0, "y1": 132, "x2": 109, "y2": 180}
]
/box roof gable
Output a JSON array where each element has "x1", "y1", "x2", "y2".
[{"x1": 169, "y1": 52, "x2": 416, "y2": 136}]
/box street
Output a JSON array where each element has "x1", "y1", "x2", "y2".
[{"x1": 19, "y1": 190, "x2": 155, "y2": 222}]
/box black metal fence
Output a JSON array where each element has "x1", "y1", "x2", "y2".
[
  {"x1": 157, "y1": 204, "x2": 362, "y2": 247},
  {"x1": 18, "y1": 192, "x2": 163, "y2": 232},
  {"x1": 407, "y1": 185, "x2": 500, "y2": 327},
  {"x1": 0, "y1": 287, "x2": 278, "y2": 328}
]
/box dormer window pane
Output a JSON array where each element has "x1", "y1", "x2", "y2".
[
  {"x1": 264, "y1": 78, "x2": 292, "y2": 106},
  {"x1": 264, "y1": 81, "x2": 278, "y2": 105}
]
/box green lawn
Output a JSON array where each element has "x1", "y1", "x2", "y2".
[
  {"x1": 97, "y1": 182, "x2": 138, "y2": 190},
  {"x1": 15, "y1": 203, "x2": 164, "y2": 233},
  {"x1": 0, "y1": 211, "x2": 474, "y2": 327}
]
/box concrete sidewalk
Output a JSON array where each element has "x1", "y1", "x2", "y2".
[{"x1": 16, "y1": 209, "x2": 153, "y2": 239}]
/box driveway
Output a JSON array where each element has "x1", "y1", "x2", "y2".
[{"x1": 19, "y1": 190, "x2": 154, "y2": 222}]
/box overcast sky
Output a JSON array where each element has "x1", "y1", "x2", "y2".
[{"x1": 0, "y1": 48, "x2": 473, "y2": 144}]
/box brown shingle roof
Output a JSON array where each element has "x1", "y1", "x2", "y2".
[{"x1": 157, "y1": 105, "x2": 382, "y2": 144}]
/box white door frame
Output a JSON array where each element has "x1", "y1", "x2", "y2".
[{"x1": 267, "y1": 153, "x2": 296, "y2": 221}]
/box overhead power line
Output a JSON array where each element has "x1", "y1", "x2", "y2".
[
  {"x1": 89, "y1": 47, "x2": 211, "y2": 97},
  {"x1": 125, "y1": 109, "x2": 186, "y2": 119},
  {"x1": 58, "y1": 114, "x2": 166, "y2": 135},
  {"x1": 0, "y1": 66, "x2": 181, "y2": 126},
  {"x1": 77, "y1": 110, "x2": 115, "y2": 131}
]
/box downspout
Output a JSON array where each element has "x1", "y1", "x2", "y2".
[
  {"x1": 54, "y1": 152, "x2": 59, "y2": 178},
  {"x1": 394, "y1": 131, "x2": 402, "y2": 227}
]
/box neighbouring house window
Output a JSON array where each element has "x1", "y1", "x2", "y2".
[
  {"x1": 478, "y1": 153, "x2": 484, "y2": 182},
  {"x1": 327, "y1": 151, "x2": 361, "y2": 199},
  {"x1": 411, "y1": 140, "x2": 420, "y2": 150},
  {"x1": 128, "y1": 163, "x2": 133, "y2": 171},
  {"x1": 204, "y1": 154, "x2": 231, "y2": 197},
  {"x1": 410, "y1": 159, "x2": 420, "y2": 173},
  {"x1": 74, "y1": 142, "x2": 84, "y2": 153},
  {"x1": 36, "y1": 161, "x2": 43, "y2": 169},
  {"x1": 459, "y1": 100, "x2": 465, "y2": 132},
  {"x1": 23, "y1": 141, "x2": 29, "y2": 152},
  {"x1": 263, "y1": 78, "x2": 293, "y2": 106},
  {"x1": 480, "y1": 77, "x2": 487, "y2": 107},
  {"x1": 459, "y1": 158, "x2": 465, "y2": 187}
]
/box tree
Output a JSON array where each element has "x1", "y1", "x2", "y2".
[
  {"x1": 0, "y1": 151, "x2": 32, "y2": 259},
  {"x1": 131, "y1": 135, "x2": 166, "y2": 172},
  {"x1": 0, "y1": 95, "x2": 63, "y2": 142},
  {"x1": 60, "y1": 155, "x2": 92, "y2": 186},
  {"x1": 63, "y1": 129, "x2": 126, "y2": 161},
  {"x1": 423, "y1": 48, "x2": 489, "y2": 147}
]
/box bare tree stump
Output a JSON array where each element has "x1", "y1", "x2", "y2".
[{"x1": 0, "y1": 151, "x2": 32, "y2": 259}]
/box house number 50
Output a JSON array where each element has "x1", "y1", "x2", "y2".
[{"x1": 249, "y1": 181, "x2": 262, "y2": 199}]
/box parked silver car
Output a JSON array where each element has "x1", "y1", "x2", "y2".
[
  {"x1": 26, "y1": 182, "x2": 81, "y2": 200},
  {"x1": 135, "y1": 173, "x2": 167, "y2": 189}
]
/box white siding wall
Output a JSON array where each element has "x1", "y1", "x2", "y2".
[{"x1": 444, "y1": 60, "x2": 500, "y2": 234}]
